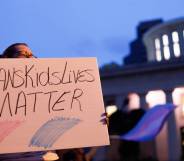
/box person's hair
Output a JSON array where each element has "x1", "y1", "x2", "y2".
[{"x1": 2, "y1": 43, "x2": 29, "y2": 58}]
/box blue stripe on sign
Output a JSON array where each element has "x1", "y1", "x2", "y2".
[{"x1": 29, "y1": 117, "x2": 81, "y2": 148}]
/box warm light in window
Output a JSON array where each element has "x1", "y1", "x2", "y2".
[
  {"x1": 146, "y1": 90, "x2": 166, "y2": 108},
  {"x1": 172, "y1": 88, "x2": 184, "y2": 105},
  {"x1": 42, "y1": 151, "x2": 59, "y2": 161},
  {"x1": 106, "y1": 105, "x2": 118, "y2": 116},
  {"x1": 128, "y1": 93, "x2": 140, "y2": 110},
  {"x1": 172, "y1": 87, "x2": 184, "y2": 117},
  {"x1": 181, "y1": 95, "x2": 184, "y2": 116}
]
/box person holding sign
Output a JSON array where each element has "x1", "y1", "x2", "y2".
[
  {"x1": 0, "y1": 43, "x2": 58, "y2": 161},
  {"x1": 0, "y1": 43, "x2": 109, "y2": 161}
]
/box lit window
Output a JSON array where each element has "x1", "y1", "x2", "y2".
[
  {"x1": 146, "y1": 90, "x2": 166, "y2": 108},
  {"x1": 106, "y1": 105, "x2": 118, "y2": 116},
  {"x1": 172, "y1": 31, "x2": 181, "y2": 57},
  {"x1": 162, "y1": 34, "x2": 170, "y2": 60},
  {"x1": 128, "y1": 93, "x2": 140, "y2": 110},
  {"x1": 163, "y1": 35, "x2": 169, "y2": 45},
  {"x1": 156, "y1": 50, "x2": 162, "y2": 61},
  {"x1": 155, "y1": 38, "x2": 162, "y2": 61},
  {"x1": 173, "y1": 44, "x2": 180, "y2": 57},
  {"x1": 155, "y1": 38, "x2": 160, "y2": 49},
  {"x1": 172, "y1": 87, "x2": 184, "y2": 117},
  {"x1": 163, "y1": 46, "x2": 170, "y2": 60},
  {"x1": 172, "y1": 31, "x2": 179, "y2": 42}
]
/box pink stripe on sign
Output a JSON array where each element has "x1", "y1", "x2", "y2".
[{"x1": 0, "y1": 120, "x2": 23, "y2": 143}]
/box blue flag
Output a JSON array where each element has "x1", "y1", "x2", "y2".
[{"x1": 120, "y1": 104, "x2": 176, "y2": 141}]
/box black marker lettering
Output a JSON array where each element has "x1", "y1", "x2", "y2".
[
  {"x1": 61, "y1": 61, "x2": 72, "y2": 84},
  {"x1": 82, "y1": 69, "x2": 95, "y2": 82},
  {"x1": 49, "y1": 72, "x2": 61, "y2": 85},
  {"x1": 73, "y1": 70, "x2": 79, "y2": 83},
  {"x1": 15, "y1": 91, "x2": 27, "y2": 116},
  {"x1": 71, "y1": 88, "x2": 83, "y2": 111},
  {"x1": 27, "y1": 91, "x2": 43, "y2": 112},
  {"x1": 52, "y1": 91, "x2": 71, "y2": 111},
  {"x1": 13, "y1": 68, "x2": 24, "y2": 88},
  {"x1": 36, "y1": 72, "x2": 39, "y2": 87},
  {"x1": 0, "y1": 68, "x2": 7, "y2": 91},
  {"x1": 0, "y1": 92, "x2": 12, "y2": 117},
  {"x1": 44, "y1": 91, "x2": 58, "y2": 113},
  {"x1": 25, "y1": 65, "x2": 35, "y2": 88},
  {"x1": 4, "y1": 70, "x2": 14, "y2": 91}
]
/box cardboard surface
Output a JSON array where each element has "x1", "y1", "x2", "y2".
[{"x1": 0, "y1": 58, "x2": 109, "y2": 154}]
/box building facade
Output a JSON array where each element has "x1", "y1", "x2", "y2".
[{"x1": 101, "y1": 18, "x2": 184, "y2": 161}]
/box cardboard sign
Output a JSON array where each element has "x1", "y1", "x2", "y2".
[{"x1": 0, "y1": 58, "x2": 109, "y2": 154}]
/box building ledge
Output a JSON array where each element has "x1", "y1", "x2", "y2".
[{"x1": 100, "y1": 58, "x2": 184, "y2": 78}]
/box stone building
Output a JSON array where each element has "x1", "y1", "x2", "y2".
[{"x1": 100, "y1": 18, "x2": 184, "y2": 161}]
